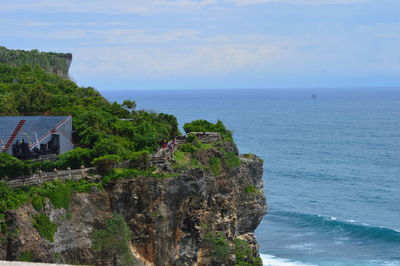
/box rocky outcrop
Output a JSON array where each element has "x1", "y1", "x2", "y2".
[{"x1": 1, "y1": 142, "x2": 267, "y2": 265}]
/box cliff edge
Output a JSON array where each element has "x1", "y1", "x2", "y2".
[
  {"x1": 0, "y1": 46, "x2": 72, "y2": 79},
  {"x1": 0, "y1": 140, "x2": 267, "y2": 265}
]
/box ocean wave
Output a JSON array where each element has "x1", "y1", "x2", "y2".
[
  {"x1": 260, "y1": 254, "x2": 316, "y2": 266},
  {"x1": 270, "y1": 210, "x2": 400, "y2": 243}
]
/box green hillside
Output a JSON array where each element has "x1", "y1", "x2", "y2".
[
  {"x1": 0, "y1": 46, "x2": 72, "y2": 78},
  {"x1": 0, "y1": 61, "x2": 179, "y2": 178}
]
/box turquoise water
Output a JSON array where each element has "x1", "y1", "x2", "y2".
[{"x1": 102, "y1": 89, "x2": 400, "y2": 266}]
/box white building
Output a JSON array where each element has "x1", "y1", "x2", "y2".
[{"x1": 0, "y1": 116, "x2": 74, "y2": 158}]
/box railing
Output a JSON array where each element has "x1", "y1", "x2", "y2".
[
  {"x1": 4, "y1": 135, "x2": 197, "y2": 188},
  {"x1": 5, "y1": 167, "x2": 96, "y2": 188}
]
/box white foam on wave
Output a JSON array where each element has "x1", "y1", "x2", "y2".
[{"x1": 260, "y1": 254, "x2": 316, "y2": 266}]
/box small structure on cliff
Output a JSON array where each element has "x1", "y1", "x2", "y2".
[
  {"x1": 188, "y1": 132, "x2": 221, "y2": 143},
  {"x1": 0, "y1": 116, "x2": 73, "y2": 159}
]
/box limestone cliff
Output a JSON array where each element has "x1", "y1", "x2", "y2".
[
  {"x1": 0, "y1": 46, "x2": 72, "y2": 79},
  {"x1": 0, "y1": 141, "x2": 267, "y2": 265}
]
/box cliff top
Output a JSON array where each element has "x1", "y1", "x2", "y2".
[{"x1": 0, "y1": 46, "x2": 72, "y2": 78}]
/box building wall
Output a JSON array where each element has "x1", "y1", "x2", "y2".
[
  {"x1": 56, "y1": 117, "x2": 74, "y2": 154},
  {"x1": 29, "y1": 117, "x2": 74, "y2": 155}
]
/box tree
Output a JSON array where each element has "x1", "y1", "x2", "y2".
[
  {"x1": 122, "y1": 100, "x2": 136, "y2": 112},
  {"x1": 92, "y1": 214, "x2": 135, "y2": 265}
]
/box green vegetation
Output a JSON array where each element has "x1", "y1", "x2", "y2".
[
  {"x1": 244, "y1": 185, "x2": 260, "y2": 195},
  {"x1": 172, "y1": 150, "x2": 203, "y2": 170},
  {"x1": 173, "y1": 150, "x2": 190, "y2": 165},
  {"x1": 92, "y1": 214, "x2": 135, "y2": 266},
  {"x1": 221, "y1": 150, "x2": 241, "y2": 169},
  {"x1": 184, "y1": 120, "x2": 233, "y2": 142},
  {"x1": 92, "y1": 154, "x2": 122, "y2": 174},
  {"x1": 33, "y1": 214, "x2": 57, "y2": 242},
  {"x1": 204, "y1": 232, "x2": 262, "y2": 265},
  {"x1": 0, "y1": 46, "x2": 71, "y2": 77},
  {"x1": 43, "y1": 181, "x2": 72, "y2": 209},
  {"x1": 243, "y1": 153, "x2": 255, "y2": 159},
  {"x1": 0, "y1": 153, "x2": 36, "y2": 179},
  {"x1": 16, "y1": 250, "x2": 33, "y2": 262},
  {"x1": 209, "y1": 157, "x2": 222, "y2": 176},
  {"x1": 233, "y1": 238, "x2": 262, "y2": 266},
  {"x1": 0, "y1": 182, "x2": 30, "y2": 214},
  {"x1": 179, "y1": 143, "x2": 199, "y2": 153},
  {"x1": 205, "y1": 231, "x2": 231, "y2": 262},
  {"x1": 101, "y1": 168, "x2": 177, "y2": 185},
  {"x1": 0, "y1": 179, "x2": 103, "y2": 241},
  {"x1": 31, "y1": 195, "x2": 45, "y2": 211},
  {"x1": 52, "y1": 252, "x2": 63, "y2": 263},
  {"x1": 0, "y1": 61, "x2": 179, "y2": 178}
]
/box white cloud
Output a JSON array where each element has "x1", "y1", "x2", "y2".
[
  {"x1": 64, "y1": 22, "x2": 400, "y2": 81},
  {"x1": 0, "y1": 0, "x2": 369, "y2": 14},
  {"x1": 70, "y1": 43, "x2": 282, "y2": 79}
]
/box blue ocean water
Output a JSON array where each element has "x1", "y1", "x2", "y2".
[{"x1": 101, "y1": 88, "x2": 400, "y2": 266}]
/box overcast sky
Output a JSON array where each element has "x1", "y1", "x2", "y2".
[{"x1": 1, "y1": 0, "x2": 399, "y2": 90}]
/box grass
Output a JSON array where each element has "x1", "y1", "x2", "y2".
[
  {"x1": 244, "y1": 185, "x2": 260, "y2": 195},
  {"x1": 209, "y1": 157, "x2": 222, "y2": 176},
  {"x1": 222, "y1": 151, "x2": 241, "y2": 169},
  {"x1": 31, "y1": 195, "x2": 45, "y2": 211},
  {"x1": 33, "y1": 214, "x2": 57, "y2": 242},
  {"x1": 173, "y1": 150, "x2": 204, "y2": 170},
  {"x1": 43, "y1": 181, "x2": 72, "y2": 209},
  {"x1": 173, "y1": 150, "x2": 191, "y2": 165},
  {"x1": 1, "y1": 178, "x2": 104, "y2": 241},
  {"x1": 16, "y1": 251, "x2": 33, "y2": 262},
  {"x1": 234, "y1": 238, "x2": 262, "y2": 265},
  {"x1": 204, "y1": 231, "x2": 231, "y2": 262},
  {"x1": 102, "y1": 168, "x2": 177, "y2": 185},
  {"x1": 92, "y1": 214, "x2": 136, "y2": 265}
]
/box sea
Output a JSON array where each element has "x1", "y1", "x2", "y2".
[{"x1": 101, "y1": 88, "x2": 400, "y2": 266}]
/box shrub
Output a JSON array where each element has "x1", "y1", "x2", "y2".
[
  {"x1": 234, "y1": 238, "x2": 262, "y2": 265},
  {"x1": 33, "y1": 214, "x2": 57, "y2": 242},
  {"x1": 65, "y1": 179, "x2": 103, "y2": 193},
  {"x1": 209, "y1": 157, "x2": 222, "y2": 176},
  {"x1": 244, "y1": 185, "x2": 259, "y2": 195},
  {"x1": 179, "y1": 143, "x2": 199, "y2": 153},
  {"x1": 0, "y1": 183, "x2": 30, "y2": 214},
  {"x1": 92, "y1": 136, "x2": 133, "y2": 159},
  {"x1": 205, "y1": 231, "x2": 231, "y2": 262},
  {"x1": 127, "y1": 150, "x2": 150, "y2": 168},
  {"x1": 92, "y1": 154, "x2": 121, "y2": 174},
  {"x1": 187, "y1": 133, "x2": 199, "y2": 143},
  {"x1": 184, "y1": 120, "x2": 233, "y2": 142},
  {"x1": 0, "y1": 153, "x2": 32, "y2": 179},
  {"x1": 42, "y1": 181, "x2": 71, "y2": 209},
  {"x1": 16, "y1": 251, "x2": 33, "y2": 262},
  {"x1": 31, "y1": 195, "x2": 45, "y2": 211},
  {"x1": 92, "y1": 214, "x2": 135, "y2": 266},
  {"x1": 222, "y1": 151, "x2": 241, "y2": 169},
  {"x1": 55, "y1": 148, "x2": 93, "y2": 170},
  {"x1": 173, "y1": 150, "x2": 190, "y2": 166}
]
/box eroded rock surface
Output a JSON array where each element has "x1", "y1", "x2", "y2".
[{"x1": 1, "y1": 142, "x2": 267, "y2": 265}]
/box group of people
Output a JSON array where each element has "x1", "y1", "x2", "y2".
[{"x1": 162, "y1": 137, "x2": 177, "y2": 153}]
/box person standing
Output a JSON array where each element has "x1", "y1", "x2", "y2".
[{"x1": 163, "y1": 140, "x2": 167, "y2": 152}]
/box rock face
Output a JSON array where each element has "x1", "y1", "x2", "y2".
[
  {"x1": 0, "y1": 46, "x2": 72, "y2": 79},
  {"x1": 1, "y1": 142, "x2": 267, "y2": 265}
]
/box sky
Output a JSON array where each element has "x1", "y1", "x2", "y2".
[{"x1": 0, "y1": 0, "x2": 400, "y2": 90}]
